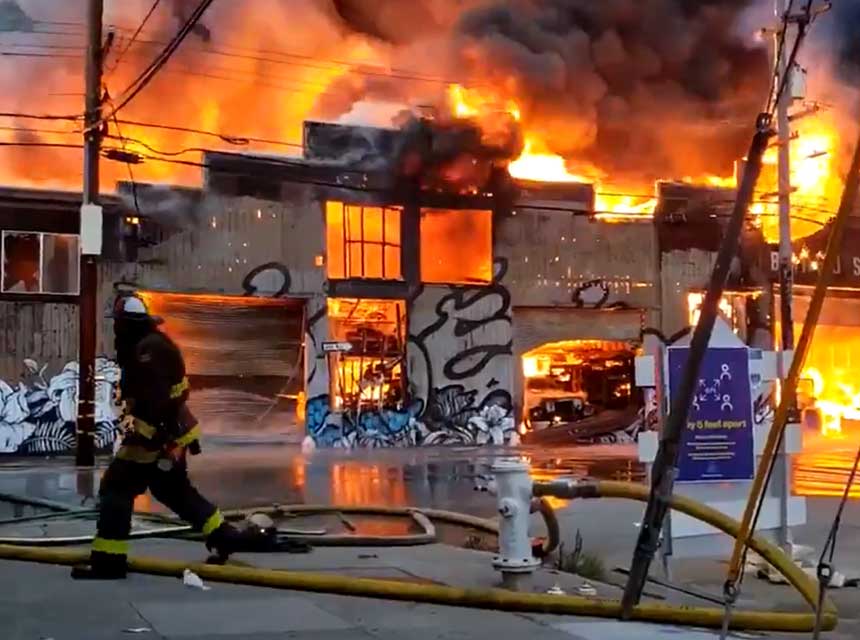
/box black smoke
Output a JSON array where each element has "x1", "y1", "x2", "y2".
[
  {"x1": 449, "y1": 0, "x2": 770, "y2": 180},
  {"x1": 833, "y1": 1, "x2": 860, "y2": 84}
]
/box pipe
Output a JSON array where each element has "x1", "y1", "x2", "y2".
[
  {"x1": 530, "y1": 497, "x2": 560, "y2": 559},
  {"x1": 0, "y1": 505, "x2": 473, "y2": 548},
  {"x1": 0, "y1": 484, "x2": 836, "y2": 633},
  {"x1": 533, "y1": 480, "x2": 838, "y2": 631}
]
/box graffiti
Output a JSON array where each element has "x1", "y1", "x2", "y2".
[
  {"x1": 306, "y1": 394, "x2": 425, "y2": 448},
  {"x1": 302, "y1": 257, "x2": 518, "y2": 448},
  {"x1": 0, "y1": 358, "x2": 121, "y2": 455},
  {"x1": 242, "y1": 261, "x2": 292, "y2": 297},
  {"x1": 305, "y1": 390, "x2": 517, "y2": 448},
  {"x1": 305, "y1": 302, "x2": 327, "y2": 387},
  {"x1": 641, "y1": 326, "x2": 692, "y2": 346},
  {"x1": 571, "y1": 279, "x2": 610, "y2": 308}
]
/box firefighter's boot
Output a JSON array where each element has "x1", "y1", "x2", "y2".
[{"x1": 71, "y1": 551, "x2": 128, "y2": 580}]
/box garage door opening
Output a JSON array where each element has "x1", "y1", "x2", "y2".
[
  {"x1": 522, "y1": 340, "x2": 641, "y2": 440},
  {"x1": 136, "y1": 291, "x2": 305, "y2": 441}
]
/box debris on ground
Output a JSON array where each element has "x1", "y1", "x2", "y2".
[{"x1": 182, "y1": 568, "x2": 211, "y2": 591}]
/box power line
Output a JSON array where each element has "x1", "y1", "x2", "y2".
[
  {"x1": 0, "y1": 51, "x2": 80, "y2": 59},
  {"x1": 108, "y1": 0, "x2": 163, "y2": 73},
  {"x1": 110, "y1": 120, "x2": 302, "y2": 148},
  {"x1": 95, "y1": 0, "x2": 215, "y2": 130},
  {"x1": 0, "y1": 111, "x2": 80, "y2": 121},
  {"x1": 0, "y1": 141, "x2": 82, "y2": 149},
  {"x1": 0, "y1": 125, "x2": 78, "y2": 136},
  {"x1": 12, "y1": 19, "x2": 477, "y2": 87}
]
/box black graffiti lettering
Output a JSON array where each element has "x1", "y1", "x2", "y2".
[
  {"x1": 242, "y1": 262, "x2": 292, "y2": 297},
  {"x1": 443, "y1": 342, "x2": 513, "y2": 381},
  {"x1": 571, "y1": 279, "x2": 610, "y2": 309}
]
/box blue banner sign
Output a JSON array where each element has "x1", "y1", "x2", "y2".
[{"x1": 667, "y1": 346, "x2": 756, "y2": 483}]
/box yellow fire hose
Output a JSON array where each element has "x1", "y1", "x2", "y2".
[{"x1": 0, "y1": 481, "x2": 837, "y2": 633}]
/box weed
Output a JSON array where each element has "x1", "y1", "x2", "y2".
[{"x1": 553, "y1": 530, "x2": 607, "y2": 582}]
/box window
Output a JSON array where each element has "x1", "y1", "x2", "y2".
[
  {"x1": 327, "y1": 298, "x2": 406, "y2": 410},
  {"x1": 325, "y1": 202, "x2": 402, "y2": 280},
  {"x1": 420, "y1": 208, "x2": 492, "y2": 284},
  {"x1": 2, "y1": 231, "x2": 79, "y2": 295}
]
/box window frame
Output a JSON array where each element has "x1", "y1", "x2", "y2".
[
  {"x1": 1, "y1": 230, "x2": 81, "y2": 296},
  {"x1": 326, "y1": 202, "x2": 403, "y2": 282}
]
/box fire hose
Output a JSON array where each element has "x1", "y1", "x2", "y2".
[{"x1": 0, "y1": 481, "x2": 837, "y2": 633}]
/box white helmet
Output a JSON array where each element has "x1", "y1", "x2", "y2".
[{"x1": 110, "y1": 293, "x2": 163, "y2": 324}]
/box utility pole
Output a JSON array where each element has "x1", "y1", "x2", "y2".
[
  {"x1": 76, "y1": 0, "x2": 104, "y2": 467},
  {"x1": 774, "y1": 0, "x2": 795, "y2": 554}
]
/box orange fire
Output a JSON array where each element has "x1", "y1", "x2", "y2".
[{"x1": 447, "y1": 84, "x2": 844, "y2": 231}]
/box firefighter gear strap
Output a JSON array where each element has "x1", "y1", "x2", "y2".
[
  {"x1": 170, "y1": 377, "x2": 190, "y2": 399},
  {"x1": 131, "y1": 418, "x2": 157, "y2": 440},
  {"x1": 92, "y1": 537, "x2": 128, "y2": 556},
  {"x1": 174, "y1": 425, "x2": 201, "y2": 448},
  {"x1": 115, "y1": 445, "x2": 160, "y2": 464},
  {"x1": 202, "y1": 510, "x2": 224, "y2": 537}
]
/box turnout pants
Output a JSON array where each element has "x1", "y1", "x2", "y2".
[{"x1": 91, "y1": 456, "x2": 224, "y2": 560}]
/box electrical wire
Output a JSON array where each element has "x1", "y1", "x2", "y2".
[
  {"x1": 0, "y1": 51, "x2": 80, "y2": 59},
  {"x1": 107, "y1": 0, "x2": 163, "y2": 73},
  {"x1": 14, "y1": 19, "x2": 478, "y2": 88},
  {"x1": 0, "y1": 125, "x2": 78, "y2": 136},
  {"x1": 765, "y1": 0, "x2": 797, "y2": 115},
  {"x1": 768, "y1": 1, "x2": 816, "y2": 117},
  {"x1": 93, "y1": 0, "x2": 215, "y2": 131},
  {"x1": 105, "y1": 95, "x2": 142, "y2": 216},
  {"x1": 114, "y1": 118, "x2": 302, "y2": 148},
  {"x1": 812, "y1": 442, "x2": 860, "y2": 639},
  {"x1": 0, "y1": 111, "x2": 79, "y2": 121},
  {"x1": 0, "y1": 141, "x2": 82, "y2": 150}
]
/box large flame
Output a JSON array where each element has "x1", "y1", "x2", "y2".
[{"x1": 447, "y1": 83, "x2": 844, "y2": 231}]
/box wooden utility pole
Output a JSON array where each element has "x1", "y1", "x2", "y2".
[
  {"x1": 620, "y1": 116, "x2": 773, "y2": 616},
  {"x1": 76, "y1": 0, "x2": 104, "y2": 467},
  {"x1": 774, "y1": 0, "x2": 796, "y2": 555}
]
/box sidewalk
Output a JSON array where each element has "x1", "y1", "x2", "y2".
[
  {"x1": 0, "y1": 453, "x2": 857, "y2": 639},
  {"x1": 0, "y1": 534, "x2": 850, "y2": 640}
]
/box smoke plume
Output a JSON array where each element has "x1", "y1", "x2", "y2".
[
  {"x1": 328, "y1": 0, "x2": 771, "y2": 182},
  {"x1": 1, "y1": 0, "x2": 855, "y2": 194}
]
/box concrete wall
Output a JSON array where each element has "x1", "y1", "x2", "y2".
[
  {"x1": 134, "y1": 190, "x2": 325, "y2": 296},
  {"x1": 659, "y1": 247, "x2": 716, "y2": 337},
  {"x1": 496, "y1": 211, "x2": 658, "y2": 310}
]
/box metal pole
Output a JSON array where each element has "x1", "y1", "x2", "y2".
[
  {"x1": 723, "y1": 112, "x2": 860, "y2": 598},
  {"x1": 620, "y1": 117, "x2": 773, "y2": 616},
  {"x1": 774, "y1": 0, "x2": 795, "y2": 555},
  {"x1": 76, "y1": 0, "x2": 103, "y2": 467}
]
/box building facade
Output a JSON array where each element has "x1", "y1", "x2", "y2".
[{"x1": 0, "y1": 121, "x2": 786, "y2": 454}]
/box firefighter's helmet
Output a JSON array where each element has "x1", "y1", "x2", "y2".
[{"x1": 109, "y1": 294, "x2": 163, "y2": 324}]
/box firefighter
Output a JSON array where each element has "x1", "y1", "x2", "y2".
[{"x1": 72, "y1": 293, "x2": 253, "y2": 579}]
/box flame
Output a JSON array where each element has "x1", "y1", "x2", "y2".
[
  {"x1": 449, "y1": 81, "x2": 844, "y2": 233},
  {"x1": 687, "y1": 292, "x2": 735, "y2": 327},
  {"x1": 508, "y1": 138, "x2": 591, "y2": 184},
  {"x1": 448, "y1": 83, "x2": 521, "y2": 122}
]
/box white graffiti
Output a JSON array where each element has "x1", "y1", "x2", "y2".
[{"x1": 0, "y1": 358, "x2": 121, "y2": 454}]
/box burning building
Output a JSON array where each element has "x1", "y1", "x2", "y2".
[{"x1": 0, "y1": 0, "x2": 858, "y2": 458}]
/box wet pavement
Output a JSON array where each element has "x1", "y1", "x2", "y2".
[
  {"x1": 1, "y1": 438, "x2": 859, "y2": 639},
  {"x1": 0, "y1": 440, "x2": 645, "y2": 518}
]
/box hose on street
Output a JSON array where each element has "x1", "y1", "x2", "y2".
[{"x1": 0, "y1": 481, "x2": 837, "y2": 633}]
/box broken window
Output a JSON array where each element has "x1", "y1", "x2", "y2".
[
  {"x1": 420, "y1": 208, "x2": 492, "y2": 284},
  {"x1": 1, "y1": 231, "x2": 79, "y2": 295},
  {"x1": 325, "y1": 202, "x2": 402, "y2": 280},
  {"x1": 327, "y1": 298, "x2": 406, "y2": 410}
]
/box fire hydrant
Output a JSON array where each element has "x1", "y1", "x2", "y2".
[{"x1": 491, "y1": 459, "x2": 541, "y2": 590}]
